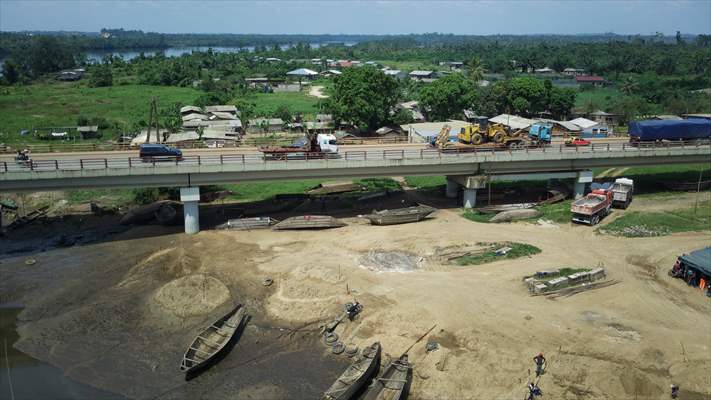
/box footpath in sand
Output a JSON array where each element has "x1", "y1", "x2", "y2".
[{"x1": 2, "y1": 202, "x2": 710, "y2": 399}]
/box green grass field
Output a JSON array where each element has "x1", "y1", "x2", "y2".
[
  {"x1": 575, "y1": 87, "x2": 620, "y2": 110},
  {"x1": 243, "y1": 90, "x2": 324, "y2": 118},
  {"x1": 0, "y1": 82, "x2": 201, "y2": 144},
  {"x1": 598, "y1": 204, "x2": 711, "y2": 237}
]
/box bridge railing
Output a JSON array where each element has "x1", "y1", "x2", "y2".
[{"x1": 1, "y1": 140, "x2": 709, "y2": 174}]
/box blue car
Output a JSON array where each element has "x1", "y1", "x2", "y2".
[{"x1": 139, "y1": 144, "x2": 183, "y2": 161}]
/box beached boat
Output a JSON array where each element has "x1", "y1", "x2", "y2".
[
  {"x1": 362, "y1": 354, "x2": 412, "y2": 400},
  {"x1": 216, "y1": 217, "x2": 278, "y2": 230},
  {"x1": 180, "y1": 305, "x2": 247, "y2": 377},
  {"x1": 364, "y1": 205, "x2": 436, "y2": 226},
  {"x1": 272, "y1": 215, "x2": 346, "y2": 230},
  {"x1": 322, "y1": 342, "x2": 382, "y2": 400},
  {"x1": 475, "y1": 203, "x2": 537, "y2": 213}
]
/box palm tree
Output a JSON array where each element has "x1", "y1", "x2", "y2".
[
  {"x1": 620, "y1": 77, "x2": 638, "y2": 96},
  {"x1": 466, "y1": 58, "x2": 485, "y2": 83}
]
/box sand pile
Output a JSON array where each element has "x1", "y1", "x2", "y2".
[
  {"x1": 358, "y1": 250, "x2": 424, "y2": 273},
  {"x1": 153, "y1": 274, "x2": 230, "y2": 318}
]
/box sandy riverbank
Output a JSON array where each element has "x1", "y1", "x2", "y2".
[{"x1": 2, "y1": 200, "x2": 710, "y2": 399}]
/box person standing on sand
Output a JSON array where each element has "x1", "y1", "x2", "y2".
[
  {"x1": 533, "y1": 352, "x2": 546, "y2": 376},
  {"x1": 671, "y1": 384, "x2": 679, "y2": 399}
]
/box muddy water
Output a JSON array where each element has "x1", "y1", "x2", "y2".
[{"x1": 0, "y1": 305, "x2": 126, "y2": 400}]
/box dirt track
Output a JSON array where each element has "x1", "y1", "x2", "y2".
[{"x1": 1, "y1": 203, "x2": 710, "y2": 399}]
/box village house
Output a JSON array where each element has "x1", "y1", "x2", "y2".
[
  {"x1": 568, "y1": 117, "x2": 610, "y2": 137},
  {"x1": 575, "y1": 75, "x2": 606, "y2": 87},
  {"x1": 534, "y1": 67, "x2": 555, "y2": 74},
  {"x1": 534, "y1": 119, "x2": 582, "y2": 137},
  {"x1": 165, "y1": 131, "x2": 200, "y2": 146},
  {"x1": 247, "y1": 118, "x2": 284, "y2": 134},
  {"x1": 56, "y1": 68, "x2": 85, "y2": 81},
  {"x1": 320, "y1": 70, "x2": 342, "y2": 77},
  {"x1": 396, "y1": 101, "x2": 426, "y2": 122},
  {"x1": 383, "y1": 69, "x2": 407, "y2": 80},
  {"x1": 409, "y1": 70, "x2": 436, "y2": 82},
  {"x1": 245, "y1": 77, "x2": 272, "y2": 89},
  {"x1": 77, "y1": 125, "x2": 99, "y2": 139},
  {"x1": 439, "y1": 61, "x2": 464, "y2": 71},
  {"x1": 589, "y1": 110, "x2": 619, "y2": 126},
  {"x1": 562, "y1": 68, "x2": 586, "y2": 76}
]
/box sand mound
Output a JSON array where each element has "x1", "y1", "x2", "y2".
[
  {"x1": 153, "y1": 274, "x2": 230, "y2": 317},
  {"x1": 358, "y1": 250, "x2": 424, "y2": 273}
]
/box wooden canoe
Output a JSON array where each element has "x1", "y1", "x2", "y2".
[
  {"x1": 322, "y1": 342, "x2": 382, "y2": 400},
  {"x1": 364, "y1": 205, "x2": 436, "y2": 226},
  {"x1": 180, "y1": 305, "x2": 247, "y2": 376},
  {"x1": 216, "y1": 217, "x2": 278, "y2": 230},
  {"x1": 362, "y1": 354, "x2": 413, "y2": 400},
  {"x1": 272, "y1": 215, "x2": 346, "y2": 230}
]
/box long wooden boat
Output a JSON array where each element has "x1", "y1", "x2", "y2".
[
  {"x1": 216, "y1": 217, "x2": 278, "y2": 230},
  {"x1": 661, "y1": 180, "x2": 711, "y2": 192},
  {"x1": 272, "y1": 215, "x2": 346, "y2": 230},
  {"x1": 475, "y1": 203, "x2": 536, "y2": 213},
  {"x1": 362, "y1": 354, "x2": 412, "y2": 400},
  {"x1": 180, "y1": 305, "x2": 247, "y2": 376},
  {"x1": 322, "y1": 342, "x2": 382, "y2": 400},
  {"x1": 364, "y1": 205, "x2": 436, "y2": 226}
]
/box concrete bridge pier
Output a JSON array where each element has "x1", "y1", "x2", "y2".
[
  {"x1": 445, "y1": 177, "x2": 460, "y2": 198},
  {"x1": 180, "y1": 187, "x2": 200, "y2": 234},
  {"x1": 575, "y1": 170, "x2": 594, "y2": 199},
  {"x1": 447, "y1": 175, "x2": 487, "y2": 208}
]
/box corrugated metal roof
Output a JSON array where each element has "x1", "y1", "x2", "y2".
[
  {"x1": 209, "y1": 111, "x2": 238, "y2": 120},
  {"x1": 204, "y1": 105, "x2": 237, "y2": 113},
  {"x1": 568, "y1": 117, "x2": 599, "y2": 129},
  {"x1": 180, "y1": 105, "x2": 202, "y2": 114},
  {"x1": 409, "y1": 70, "x2": 434, "y2": 76},
  {"x1": 489, "y1": 114, "x2": 535, "y2": 130},
  {"x1": 249, "y1": 118, "x2": 284, "y2": 126},
  {"x1": 77, "y1": 125, "x2": 99, "y2": 132},
  {"x1": 165, "y1": 131, "x2": 199, "y2": 143},
  {"x1": 202, "y1": 131, "x2": 238, "y2": 140},
  {"x1": 287, "y1": 68, "x2": 318, "y2": 76},
  {"x1": 401, "y1": 120, "x2": 470, "y2": 139},
  {"x1": 536, "y1": 118, "x2": 582, "y2": 132},
  {"x1": 182, "y1": 113, "x2": 208, "y2": 122}
]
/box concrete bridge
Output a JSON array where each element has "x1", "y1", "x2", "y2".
[{"x1": 2, "y1": 142, "x2": 709, "y2": 233}]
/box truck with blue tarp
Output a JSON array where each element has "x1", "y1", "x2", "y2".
[{"x1": 628, "y1": 119, "x2": 711, "y2": 144}]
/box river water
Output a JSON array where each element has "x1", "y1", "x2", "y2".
[
  {"x1": 84, "y1": 42, "x2": 357, "y2": 63},
  {"x1": 0, "y1": 304, "x2": 126, "y2": 400}
]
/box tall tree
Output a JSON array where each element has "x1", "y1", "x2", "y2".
[
  {"x1": 620, "y1": 76, "x2": 639, "y2": 95},
  {"x1": 419, "y1": 74, "x2": 476, "y2": 121},
  {"x1": 466, "y1": 57, "x2": 485, "y2": 82},
  {"x1": 326, "y1": 66, "x2": 399, "y2": 132}
]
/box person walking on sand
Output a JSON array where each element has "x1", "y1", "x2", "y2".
[
  {"x1": 533, "y1": 352, "x2": 546, "y2": 377},
  {"x1": 671, "y1": 384, "x2": 679, "y2": 399},
  {"x1": 527, "y1": 382, "x2": 543, "y2": 400}
]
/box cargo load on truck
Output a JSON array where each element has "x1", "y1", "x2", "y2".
[
  {"x1": 628, "y1": 119, "x2": 711, "y2": 143},
  {"x1": 260, "y1": 133, "x2": 338, "y2": 160},
  {"x1": 432, "y1": 118, "x2": 551, "y2": 151},
  {"x1": 610, "y1": 178, "x2": 634, "y2": 209},
  {"x1": 570, "y1": 188, "x2": 613, "y2": 225}
]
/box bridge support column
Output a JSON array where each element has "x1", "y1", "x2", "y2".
[
  {"x1": 449, "y1": 175, "x2": 487, "y2": 209},
  {"x1": 445, "y1": 177, "x2": 460, "y2": 198},
  {"x1": 575, "y1": 170, "x2": 594, "y2": 199},
  {"x1": 463, "y1": 189, "x2": 478, "y2": 209},
  {"x1": 180, "y1": 187, "x2": 200, "y2": 234}
]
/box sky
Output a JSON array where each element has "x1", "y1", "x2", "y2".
[{"x1": 0, "y1": 0, "x2": 709, "y2": 35}]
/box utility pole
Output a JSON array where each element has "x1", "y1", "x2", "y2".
[
  {"x1": 694, "y1": 168, "x2": 703, "y2": 215},
  {"x1": 146, "y1": 97, "x2": 159, "y2": 144}
]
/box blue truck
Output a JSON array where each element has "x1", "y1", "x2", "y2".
[{"x1": 628, "y1": 119, "x2": 711, "y2": 144}]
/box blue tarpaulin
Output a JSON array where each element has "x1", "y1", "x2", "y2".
[
  {"x1": 679, "y1": 247, "x2": 711, "y2": 276},
  {"x1": 628, "y1": 119, "x2": 711, "y2": 141}
]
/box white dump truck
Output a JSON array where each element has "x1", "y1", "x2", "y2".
[{"x1": 610, "y1": 178, "x2": 634, "y2": 209}]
